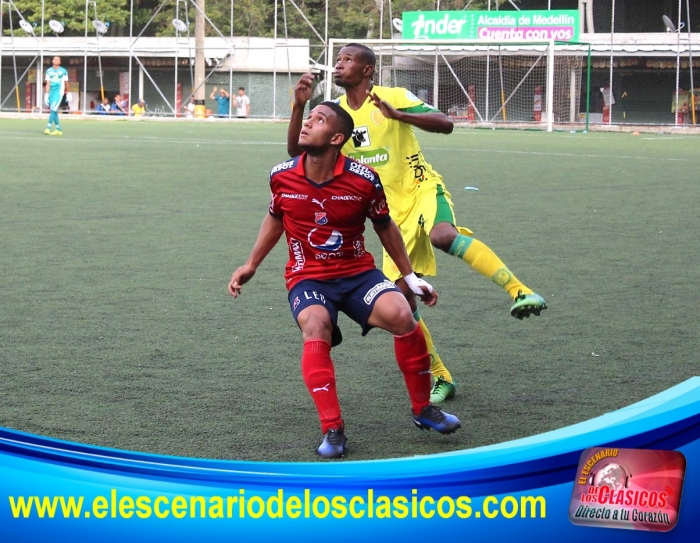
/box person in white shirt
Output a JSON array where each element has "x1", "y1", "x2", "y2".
[
  {"x1": 235, "y1": 87, "x2": 250, "y2": 118},
  {"x1": 183, "y1": 96, "x2": 195, "y2": 118}
]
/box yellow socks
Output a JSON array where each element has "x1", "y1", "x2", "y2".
[
  {"x1": 448, "y1": 234, "x2": 532, "y2": 300},
  {"x1": 414, "y1": 311, "x2": 453, "y2": 384}
]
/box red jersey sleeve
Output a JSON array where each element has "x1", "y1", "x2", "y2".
[
  {"x1": 268, "y1": 157, "x2": 298, "y2": 217},
  {"x1": 345, "y1": 159, "x2": 391, "y2": 224}
]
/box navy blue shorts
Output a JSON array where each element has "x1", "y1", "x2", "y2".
[{"x1": 288, "y1": 269, "x2": 401, "y2": 344}]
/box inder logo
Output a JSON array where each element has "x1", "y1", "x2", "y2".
[
  {"x1": 569, "y1": 447, "x2": 686, "y2": 532},
  {"x1": 407, "y1": 12, "x2": 468, "y2": 40}
]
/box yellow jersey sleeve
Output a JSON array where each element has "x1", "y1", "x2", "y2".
[{"x1": 388, "y1": 87, "x2": 440, "y2": 114}]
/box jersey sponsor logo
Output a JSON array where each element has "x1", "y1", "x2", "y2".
[
  {"x1": 372, "y1": 199, "x2": 387, "y2": 215},
  {"x1": 308, "y1": 229, "x2": 343, "y2": 251},
  {"x1": 290, "y1": 237, "x2": 306, "y2": 272},
  {"x1": 271, "y1": 160, "x2": 295, "y2": 174},
  {"x1": 280, "y1": 193, "x2": 308, "y2": 200},
  {"x1": 314, "y1": 251, "x2": 343, "y2": 260},
  {"x1": 406, "y1": 152, "x2": 427, "y2": 183},
  {"x1": 353, "y1": 237, "x2": 366, "y2": 258},
  {"x1": 303, "y1": 290, "x2": 326, "y2": 303},
  {"x1": 363, "y1": 280, "x2": 396, "y2": 305},
  {"x1": 314, "y1": 211, "x2": 328, "y2": 225},
  {"x1": 349, "y1": 149, "x2": 390, "y2": 168},
  {"x1": 348, "y1": 160, "x2": 380, "y2": 180},
  {"x1": 331, "y1": 195, "x2": 362, "y2": 202},
  {"x1": 351, "y1": 126, "x2": 371, "y2": 148},
  {"x1": 312, "y1": 198, "x2": 326, "y2": 209}
]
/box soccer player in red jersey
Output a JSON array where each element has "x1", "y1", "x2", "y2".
[{"x1": 229, "y1": 102, "x2": 461, "y2": 458}]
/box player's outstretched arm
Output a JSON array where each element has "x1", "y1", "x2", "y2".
[
  {"x1": 228, "y1": 213, "x2": 284, "y2": 298},
  {"x1": 373, "y1": 219, "x2": 438, "y2": 307},
  {"x1": 367, "y1": 91, "x2": 453, "y2": 134},
  {"x1": 287, "y1": 73, "x2": 316, "y2": 157}
]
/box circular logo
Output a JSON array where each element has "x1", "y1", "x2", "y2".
[
  {"x1": 308, "y1": 229, "x2": 343, "y2": 251},
  {"x1": 370, "y1": 109, "x2": 385, "y2": 125}
]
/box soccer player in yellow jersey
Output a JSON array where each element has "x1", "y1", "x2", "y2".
[{"x1": 288, "y1": 43, "x2": 546, "y2": 403}]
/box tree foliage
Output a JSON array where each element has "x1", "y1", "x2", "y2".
[
  {"x1": 6, "y1": 1, "x2": 134, "y2": 36},
  {"x1": 3, "y1": 0, "x2": 517, "y2": 39}
]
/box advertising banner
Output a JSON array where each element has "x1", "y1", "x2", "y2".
[{"x1": 402, "y1": 10, "x2": 580, "y2": 42}]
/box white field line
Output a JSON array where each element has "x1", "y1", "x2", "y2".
[
  {"x1": 423, "y1": 146, "x2": 692, "y2": 162},
  {"x1": 0, "y1": 133, "x2": 693, "y2": 162}
]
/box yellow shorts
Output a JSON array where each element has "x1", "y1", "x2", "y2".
[{"x1": 383, "y1": 183, "x2": 473, "y2": 282}]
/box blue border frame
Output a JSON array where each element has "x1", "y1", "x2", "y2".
[{"x1": 2, "y1": 377, "x2": 699, "y2": 541}]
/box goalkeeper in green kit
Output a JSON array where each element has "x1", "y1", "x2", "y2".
[{"x1": 44, "y1": 56, "x2": 70, "y2": 136}]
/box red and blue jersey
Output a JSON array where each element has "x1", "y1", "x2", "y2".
[{"x1": 269, "y1": 152, "x2": 391, "y2": 290}]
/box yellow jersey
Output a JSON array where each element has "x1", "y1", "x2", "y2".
[
  {"x1": 132, "y1": 104, "x2": 145, "y2": 117},
  {"x1": 338, "y1": 86, "x2": 443, "y2": 224}
]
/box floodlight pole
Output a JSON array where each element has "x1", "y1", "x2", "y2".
[
  {"x1": 608, "y1": 0, "x2": 615, "y2": 126},
  {"x1": 686, "y1": 0, "x2": 696, "y2": 124},
  {"x1": 39, "y1": 0, "x2": 44, "y2": 112},
  {"x1": 229, "y1": 0, "x2": 234, "y2": 117},
  {"x1": 5, "y1": 1, "x2": 21, "y2": 111},
  {"x1": 194, "y1": 0, "x2": 205, "y2": 117},
  {"x1": 0, "y1": 1, "x2": 4, "y2": 110},
  {"x1": 434, "y1": 0, "x2": 440, "y2": 110},
  {"x1": 84, "y1": 1, "x2": 97, "y2": 115},
  {"x1": 675, "y1": 0, "x2": 682, "y2": 126},
  {"x1": 128, "y1": 0, "x2": 132, "y2": 109},
  {"x1": 175, "y1": 1, "x2": 180, "y2": 117},
  {"x1": 273, "y1": 0, "x2": 277, "y2": 117}
]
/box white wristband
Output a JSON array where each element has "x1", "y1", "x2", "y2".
[{"x1": 403, "y1": 272, "x2": 434, "y2": 296}]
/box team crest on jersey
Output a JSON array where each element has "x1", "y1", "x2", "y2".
[
  {"x1": 351, "y1": 126, "x2": 371, "y2": 148},
  {"x1": 314, "y1": 211, "x2": 328, "y2": 225},
  {"x1": 370, "y1": 110, "x2": 385, "y2": 125}
]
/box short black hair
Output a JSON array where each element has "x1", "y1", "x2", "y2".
[
  {"x1": 342, "y1": 43, "x2": 376, "y2": 67},
  {"x1": 319, "y1": 101, "x2": 354, "y2": 146},
  {"x1": 238, "y1": 87, "x2": 245, "y2": 91}
]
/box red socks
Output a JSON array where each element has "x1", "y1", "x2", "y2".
[
  {"x1": 302, "y1": 326, "x2": 430, "y2": 430},
  {"x1": 301, "y1": 339, "x2": 343, "y2": 433},
  {"x1": 394, "y1": 325, "x2": 431, "y2": 415}
]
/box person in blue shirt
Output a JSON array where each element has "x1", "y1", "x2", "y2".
[
  {"x1": 96, "y1": 97, "x2": 111, "y2": 115},
  {"x1": 111, "y1": 94, "x2": 127, "y2": 116},
  {"x1": 209, "y1": 86, "x2": 230, "y2": 118},
  {"x1": 44, "y1": 56, "x2": 70, "y2": 136}
]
